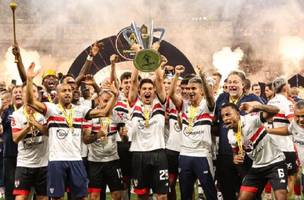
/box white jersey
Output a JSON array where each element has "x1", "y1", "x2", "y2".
[
  {"x1": 165, "y1": 98, "x2": 181, "y2": 152},
  {"x1": 288, "y1": 120, "x2": 304, "y2": 165},
  {"x1": 44, "y1": 102, "x2": 91, "y2": 161},
  {"x1": 11, "y1": 106, "x2": 48, "y2": 168},
  {"x1": 228, "y1": 113, "x2": 285, "y2": 168},
  {"x1": 267, "y1": 94, "x2": 295, "y2": 152},
  {"x1": 113, "y1": 95, "x2": 132, "y2": 142},
  {"x1": 88, "y1": 116, "x2": 119, "y2": 162},
  {"x1": 129, "y1": 97, "x2": 166, "y2": 152},
  {"x1": 180, "y1": 99, "x2": 213, "y2": 157}
]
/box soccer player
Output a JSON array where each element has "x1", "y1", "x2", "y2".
[
  {"x1": 25, "y1": 63, "x2": 118, "y2": 200},
  {"x1": 221, "y1": 102, "x2": 287, "y2": 200},
  {"x1": 267, "y1": 100, "x2": 304, "y2": 200},
  {"x1": 169, "y1": 65, "x2": 217, "y2": 200},
  {"x1": 128, "y1": 57, "x2": 168, "y2": 199},
  {"x1": 11, "y1": 84, "x2": 48, "y2": 200},
  {"x1": 85, "y1": 89, "x2": 125, "y2": 200}
]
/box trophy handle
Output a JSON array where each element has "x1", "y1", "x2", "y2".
[
  {"x1": 122, "y1": 27, "x2": 134, "y2": 46},
  {"x1": 153, "y1": 28, "x2": 165, "y2": 42},
  {"x1": 149, "y1": 21, "x2": 154, "y2": 48},
  {"x1": 131, "y1": 21, "x2": 144, "y2": 48}
]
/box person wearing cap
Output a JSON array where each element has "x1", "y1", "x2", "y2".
[
  {"x1": 266, "y1": 77, "x2": 298, "y2": 198},
  {"x1": 41, "y1": 69, "x2": 59, "y2": 103}
]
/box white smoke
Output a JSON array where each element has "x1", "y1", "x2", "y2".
[{"x1": 212, "y1": 47, "x2": 244, "y2": 81}]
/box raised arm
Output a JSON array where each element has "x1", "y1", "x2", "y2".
[
  {"x1": 199, "y1": 71, "x2": 215, "y2": 111},
  {"x1": 83, "y1": 74, "x2": 101, "y2": 95},
  {"x1": 12, "y1": 44, "x2": 26, "y2": 83},
  {"x1": 155, "y1": 66, "x2": 166, "y2": 103},
  {"x1": 26, "y1": 63, "x2": 46, "y2": 114},
  {"x1": 240, "y1": 101, "x2": 279, "y2": 120},
  {"x1": 109, "y1": 54, "x2": 120, "y2": 90},
  {"x1": 168, "y1": 65, "x2": 184, "y2": 110},
  {"x1": 266, "y1": 126, "x2": 289, "y2": 136},
  {"x1": 87, "y1": 82, "x2": 118, "y2": 118},
  {"x1": 75, "y1": 42, "x2": 102, "y2": 87}
]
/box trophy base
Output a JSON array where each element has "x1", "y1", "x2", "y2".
[{"x1": 133, "y1": 49, "x2": 161, "y2": 72}]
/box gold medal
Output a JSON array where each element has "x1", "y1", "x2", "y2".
[
  {"x1": 187, "y1": 105, "x2": 198, "y2": 132},
  {"x1": 58, "y1": 104, "x2": 74, "y2": 131},
  {"x1": 143, "y1": 105, "x2": 151, "y2": 128},
  {"x1": 235, "y1": 121, "x2": 244, "y2": 156}
]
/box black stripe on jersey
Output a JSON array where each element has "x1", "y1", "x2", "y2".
[
  {"x1": 253, "y1": 130, "x2": 267, "y2": 149},
  {"x1": 169, "y1": 115, "x2": 178, "y2": 121},
  {"x1": 182, "y1": 119, "x2": 189, "y2": 126},
  {"x1": 131, "y1": 112, "x2": 145, "y2": 120},
  {"x1": 151, "y1": 110, "x2": 165, "y2": 117},
  {"x1": 48, "y1": 123, "x2": 82, "y2": 129},
  {"x1": 92, "y1": 131, "x2": 116, "y2": 137},
  {"x1": 273, "y1": 118, "x2": 290, "y2": 124},
  {"x1": 115, "y1": 107, "x2": 129, "y2": 114},
  {"x1": 193, "y1": 120, "x2": 212, "y2": 126}
]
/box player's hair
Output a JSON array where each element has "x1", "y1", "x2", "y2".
[
  {"x1": 295, "y1": 100, "x2": 304, "y2": 110},
  {"x1": 221, "y1": 102, "x2": 240, "y2": 113}
]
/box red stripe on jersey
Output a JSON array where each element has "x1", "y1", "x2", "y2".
[
  {"x1": 12, "y1": 128, "x2": 22, "y2": 133},
  {"x1": 286, "y1": 114, "x2": 294, "y2": 119},
  {"x1": 13, "y1": 189, "x2": 30, "y2": 195},
  {"x1": 134, "y1": 106, "x2": 143, "y2": 112},
  {"x1": 197, "y1": 113, "x2": 214, "y2": 121},
  {"x1": 82, "y1": 124, "x2": 92, "y2": 129},
  {"x1": 152, "y1": 103, "x2": 162, "y2": 111},
  {"x1": 168, "y1": 108, "x2": 178, "y2": 115},
  {"x1": 240, "y1": 186, "x2": 258, "y2": 193},
  {"x1": 47, "y1": 116, "x2": 84, "y2": 123},
  {"x1": 249, "y1": 127, "x2": 264, "y2": 143},
  {"x1": 115, "y1": 101, "x2": 128, "y2": 108}
]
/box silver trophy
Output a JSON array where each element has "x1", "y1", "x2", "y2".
[{"x1": 115, "y1": 21, "x2": 165, "y2": 72}]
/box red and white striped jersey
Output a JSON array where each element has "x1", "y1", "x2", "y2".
[
  {"x1": 129, "y1": 97, "x2": 166, "y2": 152},
  {"x1": 228, "y1": 113, "x2": 285, "y2": 168},
  {"x1": 11, "y1": 106, "x2": 48, "y2": 168},
  {"x1": 267, "y1": 94, "x2": 295, "y2": 152},
  {"x1": 165, "y1": 97, "x2": 181, "y2": 152},
  {"x1": 180, "y1": 99, "x2": 213, "y2": 157},
  {"x1": 44, "y1": 102, "x2": 91, "y2": 161}
]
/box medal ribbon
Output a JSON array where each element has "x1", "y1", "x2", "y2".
[
  {"x1": 58, "y1": 104, "x2": 74, "y2": 129},
  {"x1": 143, "y1": 105, "x2": 151, "y2": 128},
  {"x1": 235, "y1": 121, "x2": 243, "y2": 154},
  {"x1": 187, "y1": 105, "x2": 198, "y2": 132}
]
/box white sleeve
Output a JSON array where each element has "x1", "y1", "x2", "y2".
[
  {"x1": 284, "y1": 100, "x2": 294, "y2": 118},
  {"x1": 43, "y1": 102, "x2": 57, "y2": 118},
  {"x1": 11, "y1": 111, "x2": 22, "y2": 133}
]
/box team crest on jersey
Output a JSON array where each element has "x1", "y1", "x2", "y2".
[
  {"x1": 14, "y1": 179, "x2": 20, "y2": 188},
  {"x1": 174, "y1": 122, "x2": 181, "y2": 132},
  {"x1": 56, "y1": 129, "x2": 68, "y2": 139}
]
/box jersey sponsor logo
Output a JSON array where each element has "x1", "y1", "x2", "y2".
[
  {"x1": 56, "y1": 129, "x2": 68, "y2": 139},
  {"x1": 174, "y1": 122, "x2": 181, "y2": 132},
  {"x1": 182, "y1": 127, "x2": 204, "y2": 136},
  {"x1": 14, "y1": 179, "x2": 20, "y2": 188}
]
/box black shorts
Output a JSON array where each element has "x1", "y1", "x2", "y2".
[
  {"x1": 13, "y1": 166, "x2": 47, "y2": 196},
  {"x1": 132, "y1": 149, "x2": 169, "y2": 195},
  {"x1": 241, "y1": 161, "x2": 287, "y2": 193},
  {"x1": 88, "y1": 160, "x2": 124, "y2": 193},
  {"x1": 117, "y1": 141, "x2": 132, "y2": 178},
  {"x1": 165, "y1": 149, "x2": 179, "y2": 177},
  {"x1": 284, "y1": 152, "x2": 298, "y2": 176}
]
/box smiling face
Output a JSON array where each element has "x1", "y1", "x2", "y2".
[
  {"x1": 188, "y1": 82, "x2": 203, "y2": 105},
  {"x1": 227, "y1": 74, "x2": 244, "y2": 99},
  {"x1": 12, "y1": 86, "x2": 23, "y2": 107},
  {"x1": 252, "y1": 85, "x2": 261, "y2": 96},
  {"x1": 42, "y1": 75, "x2": 58, "y2": 92},
  {"x1": 139, "y1": 82, "x2": 155, "y2": 105},
  {"x1": 121, "y1": 77, "x2": 131, "y2": 97},
  {"x1": 221, "y1": 106, "x2": 240, "y2": 130}
]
